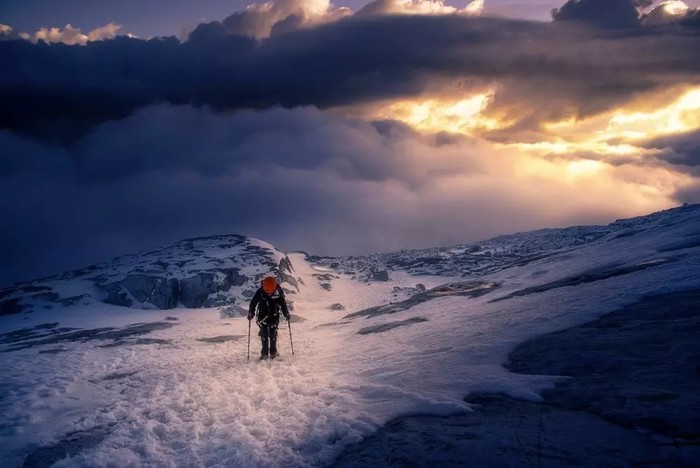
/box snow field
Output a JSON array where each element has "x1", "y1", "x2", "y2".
[{"x1": 2, "y1": 208, "x2": 700, "y2": 466}]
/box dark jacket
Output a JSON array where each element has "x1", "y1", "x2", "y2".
[{"x1": 248, "y1": 285, "x2": 290, "y2": 324}]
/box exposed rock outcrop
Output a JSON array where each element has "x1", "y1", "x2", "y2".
[
  {"x1": 372, "y1": 270, "x2": 390, "y2": 282},
  {"x1": 4, "y1": 235, "x2": 296, "y2": 314}
]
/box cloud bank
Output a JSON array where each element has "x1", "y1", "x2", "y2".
[
  {"x1": 0, "y1": 22, "x2": 122, "y2": 45},
  {"x1": 2, "y1": 10, "x2": 699, "y2": 142},
  {"x1": 0, "y1": 104, "x2": 680, "y2": 286},
  {"x1": 1, "y1": 0, "x2": 700, "y2": 286}
]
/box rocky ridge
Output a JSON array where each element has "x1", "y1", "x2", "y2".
[{"x1": 0, "y1": 235, "x2": 298, "y2": 317}]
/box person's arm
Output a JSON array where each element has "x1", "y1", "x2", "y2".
[
  {"x1": 248, "y1": 289, "x2": 261, "y2": 320},
  {"x1": 278, "y1": 287, "x2": 290, "y2": 320}
]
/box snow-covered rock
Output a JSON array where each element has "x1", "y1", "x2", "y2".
[
  {"x1": 0, "y1": 235, "x2": 298, "y2": 316},
  {"x1": 1, "y1": 204, "x2": 700, "y2": 466},
  {"x1": 308, "y1": 204, "x2": 700, "y2": 280}
]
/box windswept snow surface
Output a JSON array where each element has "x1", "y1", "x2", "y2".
[{"x1": 1, "y1": 205, "x2": 700, "y2": 466}]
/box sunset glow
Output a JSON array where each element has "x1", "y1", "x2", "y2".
[
  {"x1": 3, "y1": 0, "x2": 700, "y2": 286},
  {"x1": 373, "y1": 90, "x2": 501, "y2": 134},
  {"x1": 605, "y1": 87, "x2": 700, "y2": 139},
  {"x1": 371, "y1": 86, "x2": 700, "y2": 172}
]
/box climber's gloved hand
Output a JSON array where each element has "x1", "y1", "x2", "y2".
[
  {"x1": 284, "y1": 314, "x2": 291, "y2": 321},
  {"x1": 247, "y1": 313, "x2": 254, "y2": 321}
]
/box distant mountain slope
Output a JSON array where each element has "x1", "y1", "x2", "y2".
[
  {"x1": 0, "y1": 235, "x2": 299, "y2": 316},
  {"x1": 3, "y1": 204, "x2": 699, "y2": 317},
  {"x1": 1, "y1": 204, "x2": 700, "y2": 467},
  {"x1": 308, "y1": 204, "x2": 700, "y2": 280}
]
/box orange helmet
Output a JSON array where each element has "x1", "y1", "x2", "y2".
[{"x1": 262, "y1": 276, "x2": 277, "y2": 294}]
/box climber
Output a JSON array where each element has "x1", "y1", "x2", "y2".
[{"x1": 248, "y1": 276, "x2": 290, "y2": 360}]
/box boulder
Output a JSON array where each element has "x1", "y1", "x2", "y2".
[
  {"x1": 0, "y1": 298, "x2": 25, "y2": 316},
  {"x1": 180, "y1": 273, "x2": 217, "y2": 308},
  {"x1": 372, "y1": 270, "x2": 390, "y2": 282},
  {"x1": 100, "y1": 275, "x2": 178, "y2": 309},
  {"x1": 220, "y1": 268, "x2": 247, "y2": 290},
  {"x1": 219, "y1": 304, "x2": 248, "y2": 318},
  {"x1": 152, "y1": 278, "x2": 179, "y2": 309},
  {"x1": 278, "y1": 257, "x2": 300, "y2": 292}
]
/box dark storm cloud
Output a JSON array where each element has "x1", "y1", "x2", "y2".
[
  {"x1": 676, "y1": 183, "x2": 700, "y2": 203},
  {"x1": 644, "y1": 131, "x2": 700, "y2": 168},
  {"x1": 2, "y1": 12, "x2": 700, "y2": 142},
  {"x1": 552, "y1": 0, "x2": 641, "y2": 28},
  {"x1": 1, "y1": 104, "x2": 646, "y2": 286},
  {"x1": 681, "y1": 8, "x2": 700, "y2": 27}
]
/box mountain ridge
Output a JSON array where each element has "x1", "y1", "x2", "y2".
[{"x1": 3, "y1": 203, "x2": 699, "y2": 317}]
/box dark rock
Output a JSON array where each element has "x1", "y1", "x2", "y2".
[
  {"x1": 219, "y1": 304, "x2": 248, "y2": 318},
  {"x1": 153, "y1": 278, "x2": 179, "y2": 309},
  {"x1": 334, "y1": 394, "x2": 659, "y2": 467},
  {"x1": 38, "y1": 348, "x2": 67, "y2": 354},
  {"x1": 289, "y1": 313, "x2": 307, "y2": 323},
  {"x1": 100, "y1": 275, "x2": 178, "y2": 309},
  {"x1": 338, "y1": 290, "x2": 700, "y2": 467},
  {"x1": 0, "y1": 322, "x2": 59, "y2": 345},
  {"x1": 491, "y1": 258, "x2": 678, "y2": 303},
  {"x1": 0, "y1": 298, "x2": 25, "y2": 316},
  {"x1": 101, "y1": 285, "x2": 133, "y2": 307},
  {"x1": 61, "y1": 294, "x2": 90, "y2": 307},
  {"x1": 21, "y1": 285, "x2": 51, "y2": 293},
  {"x1": 320, "y1": 283, "x2": 332, "y2": 291},
  {"x1": 220, "y1": 268, "x2": 247, "y2": 290},
  {"x1": 241, "y1": 288, "x2": 257, "y2": 298},
  {"x1": 416, "y1": 283, "x2": 426, "y2": 292},
  {"x1": 505, "y1": 289, "x2": 700, "y2": 441},
  {"x1": 372, "y1": 270, "x2": 390, "y2": 282},
  {"x1": 3, "y1": 321, "x2": 176, "y2": 352},
  {"x1": 102, "y1": 371, "x2": 139, "y2": 381},
  {"x1": 357, "y1": 317, "x2": 427, "y2": 335},
  {"x1": 180, "y1": 273, "x2": 217, "y2": 308},
  {"x1": 196, "y1": 335, "x2": 244, "y2": 344},
  {"x1": 23, "y1": 427, "x2": 110, "y2": 468},
  {"x1": 346, "y1": 281, "x2": 500, "y2": 319},
  {"x1": 99, "y1": 337, "x2": 171, "y2": 348},
  {"x1": 330, "y1": 303, "x2": 346, "y2": 311},
  {"x1": 657, "y1": 235, "x2": 700, "y2": 253},
  {"x1": 120, "y1": 275, "x2": 154, "y2": 302}
]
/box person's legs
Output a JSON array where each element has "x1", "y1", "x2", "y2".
[
  {"x1": 269, "y1": 324, "x2": 279, "y2": 357},
  {"x1": 259, "y1": 325, "x2": 269, "y2": 357}
]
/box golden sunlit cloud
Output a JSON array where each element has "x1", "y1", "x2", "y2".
[
  {"x1": 566, "y1": 159, "x2": 604, "y2": 177},
  {"x1": 372, "y1": 89, "x2": 502, "y2": 134},
  {"x1": 370, "y1": 0, "x2": 486, "y2": 16},
  {"x1": 371, "y1": 85, "x2": 700, "y2": 164},
  {"x1": 604, "y1": 87, "x2": 700, "y2": 140},
  {"x1": 354, "y1": 82, "x2": 699, "y2": 210},
  {"x1": 463, "y1": 0, "x2": 485, "y2": 15}
]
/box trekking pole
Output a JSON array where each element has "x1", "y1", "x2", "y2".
[
  {"x1": 247, "y1": 319, "x2": 251, "y2": 361},
  {"x1": 287, "y1": 318, "x2": 294, "y2": 356}
]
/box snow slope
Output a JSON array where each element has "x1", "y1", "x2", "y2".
[
  {"x1": 1, "y1": 204, "x2": 699, "y2": 466},
  {"x1": 0, "y1": 235, "x2": 298, "y2": 317}
]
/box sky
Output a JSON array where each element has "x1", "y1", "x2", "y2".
[
  {"x1": 1, "y1": 1, "x2": 589, "y2": 37},
  {"x1": 4, "y1": 0, "x2": 698, "y2": 38},
  {"x1": 2, "y1": 0, "x2": 700, "y2": 286}
]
